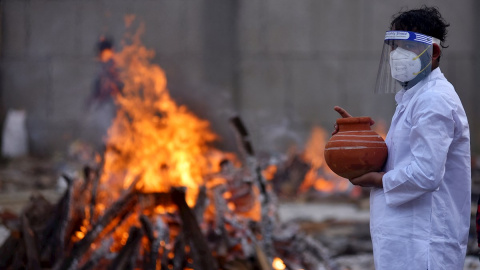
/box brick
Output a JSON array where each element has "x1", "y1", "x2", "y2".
[
  {"x1": 28, "y1": 1, "x2": 78, "y2": 57},
  {"x1": 310, "y1": 0, "x2": 364, "y2": 53},
  {"x1": 2, "y1": 1, "x2": 28, "y2": 57},
  {"x1": 239, "y1": 57, "x2": 288, "y2": 114},
  {"x1": 77, "y1": 1, "x2": 109, "y2": 57},
  {"x1": 50, "y1": 58, "x2": 97, "y2": 121},
  {"x1": 102, "y1": 0, "x2": 135, "y2": 34},
  {"x1": 133, "y1": 0, "x2": 189, "y2": 54},
  {"x1": 238, "y1": 0, "x2": 266, "y2": 54},
  {"x1": 1, "y1": 60, "x2": 51, "y2": 120},
  {"x1": 290, "y1": 57, "x2": 342, "y2": 127}
]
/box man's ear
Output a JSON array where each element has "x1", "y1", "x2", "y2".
[{"x1": 432, "y1": 43, "x2": 441, "y2": 60}]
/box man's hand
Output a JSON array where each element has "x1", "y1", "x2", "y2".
[
  {"x1": 332, "y1": 106, "x2": 352, "y2": 135},
  {"x1": 332, "y1": 106, "x2": 375, "y2": 135},
  {"x1": 349, "y1": 172, "x2": 385, "y2": 188}
]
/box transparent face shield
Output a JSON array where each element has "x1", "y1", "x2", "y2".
[{"x1": 374, "y1": 31, "x2": 438, "y2": 94}]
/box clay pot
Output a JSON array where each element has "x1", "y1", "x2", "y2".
[{"x1": 324, "y1": 117, "x2": 388, "y2": 179}]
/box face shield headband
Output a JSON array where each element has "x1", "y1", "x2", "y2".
[{"x1": 374, "y1": 31, "x2": 440, "y2": 94}]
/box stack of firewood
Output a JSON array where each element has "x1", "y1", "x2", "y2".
[{"x1": 0, "y1": 117, "x2": 342, "y2": 270}]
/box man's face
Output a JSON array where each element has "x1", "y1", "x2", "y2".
[{"x1": 390, "y1": 40, "x2": 426, "y2": 56}]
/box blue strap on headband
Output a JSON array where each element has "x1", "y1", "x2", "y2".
[{"x1": 384, "y1": 31, "x2": 433, "y2": 45}]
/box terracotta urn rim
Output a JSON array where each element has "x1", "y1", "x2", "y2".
[{"x1": 336, "y1": 116, "x2": 372, "y2": 125}]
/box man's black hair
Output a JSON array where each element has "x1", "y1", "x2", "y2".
[{"x1": 390, "y1": 6, "x2": 450, "y2": 49}]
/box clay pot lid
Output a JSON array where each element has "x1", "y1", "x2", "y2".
[{"x1": 336, "y1": 116, "x2": 372, "y2": 125}]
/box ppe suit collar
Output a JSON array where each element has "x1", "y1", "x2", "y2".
[{"x1": 395, "y1": 68, "x2": 442, "y2": 105}]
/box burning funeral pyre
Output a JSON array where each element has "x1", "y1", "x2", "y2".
[{"x1": 0, "y1": 23, "x2": 345, "y2": 270}]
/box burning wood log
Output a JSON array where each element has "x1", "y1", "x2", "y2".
[
  {"x1": 230, "y1": 116, "x2": 267, "y2": 198},
  {"x1": 158, "y1": 217, "x2": 171, "y2": 270},
  {"x1": 21, "y1": 214, "x2": 41, "y2": 270},
  {"x1": 211, "y1": 185, "x2": 232, "y2": 258},
  {"x1": 0, "y1": 232, "x2": 20, "y2": 268},
  {"x1": 272, "y1": 155, "x2": 311, "y2": 197},
  {"x1": 230, "y1": 116, "x2": 255, "y2": 156},
  {"x1": 89, "y1": 168, "x2": 101, "y2": 224},
  {"x1": 86, "y1": 155, "x2": 106, "y2": 225},
  {"x1": 171, "y1": 187, "x2": 217, "y2": 270},
  {"x1": 139, "y1": 214, "x2": 161, "y2": 270},
  {"x1": 230, "y1": 116, "x2": 276, "y2": 262},
  {"x1": 10, "y1": 237, "x2": 27, "y2": 269},
  {"x1": 77, "y1": 237, "x2": 114, "y2": 270},
  {"x1": 172, "y1": 232, "x2": 187, "y2": 270},
  {"x1": 0, "y1": 191, "x2": 54, "y2": 269},
  {"x1": 53, "y1": 189, "x2": 138, "y2": 270},
  {"x1": 193, "y1": 185, "x2": 207, "y2": 224},
  {"x1": 40, "y1": 174, "x2": 74, "y2": 264},
  {"x1": 108, "y1": 226, "x2": 143, "y2": 270}
]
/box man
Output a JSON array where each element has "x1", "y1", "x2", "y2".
[{"x1": 333, "y1": 6, "x2": 471, "y2": 270}]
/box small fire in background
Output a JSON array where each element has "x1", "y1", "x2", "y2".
[
  {"x1": 299, "y1": 126, "x2": 356, "y2": 196},
  {"x1": 273, "y1": 257, "x2": 286, "y2": 270},
  {"x1": 372, "y1": 119, "x2": 387, "y2": 140},
  {"x1": 271, "y1": 121, "x2": 387, "y2": 200}
]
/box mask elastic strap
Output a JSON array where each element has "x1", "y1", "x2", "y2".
[
  {"x1": 413, "y1": 62, "x2": 432, "y2": 76},
  {"x1": 413, "y1": 45, "x2": 431, "y2": 60}
]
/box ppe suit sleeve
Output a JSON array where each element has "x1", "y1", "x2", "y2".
[{"x1": 382, "y1": 91, "x2": 456, "y2": 207}]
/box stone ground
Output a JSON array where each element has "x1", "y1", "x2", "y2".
[
  {"x1": 278, "y1": 201, "x2": 480, "y2": 270},
  {"x1": 1, "y1": 155, "x2": 480, "y2": 269}
]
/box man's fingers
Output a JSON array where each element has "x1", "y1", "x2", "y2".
[
  {"x1": 333, "y1": 106, "x2": 375, "y2": 126},
  {"x1": 334, "y1": 106, "x2": 352, "y2": 118}
]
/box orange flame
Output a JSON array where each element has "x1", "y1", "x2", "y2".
[
  {"x1": 99, "y1": 48, "x2": 114, "y2": 62},
  {"x1": 299, "y1": 121, "x2": 386, "y2": 196},
  {"x1": 300, "y1": 126, "x2": 355, "y2": 195},
  {"x1": 372, "y1": 119, "x2": 387, "y2": 140},
  {"x1": 99, "y1": 24, "x2": 219, "y2": 206},
  {"x1": 272, "y1": 257, "x2": 286, "y2": 270}
]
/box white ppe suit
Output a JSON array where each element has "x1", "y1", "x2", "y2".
[{"x1": 370, "y1": 68, "x2": 471, "y2": 270}]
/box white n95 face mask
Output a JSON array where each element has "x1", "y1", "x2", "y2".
[{"x1": 389, "y1": 47, "x2": 421, "y2": 82}]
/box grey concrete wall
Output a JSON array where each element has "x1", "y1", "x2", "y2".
[
  {"x1": 1, "y1": 0, "x2": 478, "y2": 156},
  {"x1": 237, "y1": 0, "x2": 479, "y2": 154}
]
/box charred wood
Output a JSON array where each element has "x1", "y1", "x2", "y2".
[
  {"x1": 53, "y1": 190, "x2": 138, "y2": 270},
  {"x1": 89, "y1": 166, "x2": 102, "y2": 224},
  {"x1": 212, "y1": 185, "x2": 230, "y2": 257},
  {"x1": 10, "y1": 236, "x2": 27, "y2": 270},
  {"x1": 140, "y1": 215, "x2": 161, "y2": 270},
  {"x1": 40, "y1": 174, "x2": 74, "y2": 264},
  {"x1": 171, "y1": 187, "x2": 217, "y2": 270},
  {"x1": 78, "y1": 237, "x2": 114, "y2": 270},
  {"x1": 159, "y1": 218, "x2": 171, "y2": 270},
  {"x1": 272, "y1": 155, "x2": 310, "y2": 197},
  {"x1": 108, "y1": 226, "x2": 143, "y2": 270},
  {"x1": 21, "y1": 214, "x2": 41, "y2": 270},
  {"x1": 172, "y1": 232, "x2": 186, "y2": 270},
  {"x1": 193, "y1": 185, "x2": 207, "y2": 224},
  {"x1": 230, "y1": 116, "x2": 275, "y2": 261},
  {"x1": 23, "y1": 192, "x2": 54, "y2": 229},
  {"x1": 0, "y1": 232, "x2": 20, "y2": 268},
  {"x1": 230, "y1": 116, "x2": 254, "y2": 156}
]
